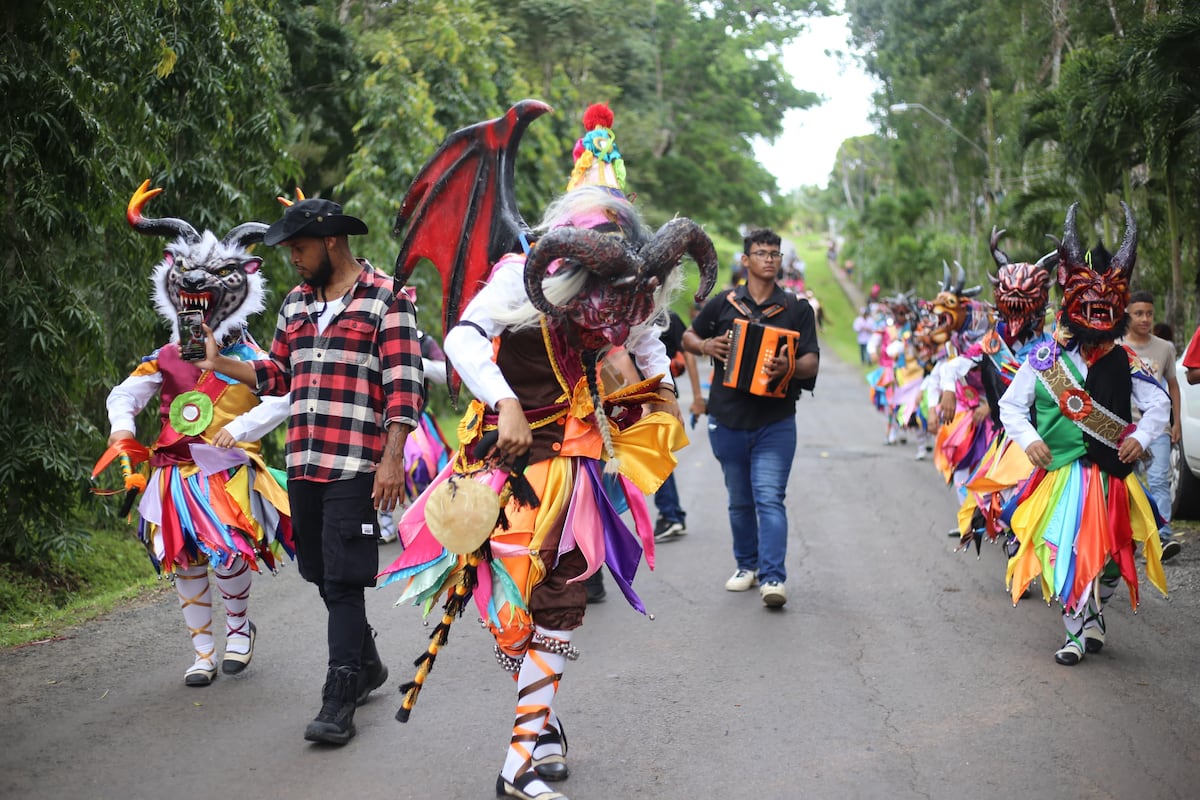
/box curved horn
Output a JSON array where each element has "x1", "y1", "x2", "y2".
[
  {"x1": 989, "y1": 227, "x2": 1011, "y2": 267},
  {"x1": 523, "y1": 228, "x2": 635, "y2": 316},
  {"x1": 276, "y1": 187, "x2": 307, "y2": 208},
  {"x1": 126, "y1": 180, "x2": 200, "y2": 243},
  {"x1": 953, "y1": 261, "x2": 966, "y2": 295},
  {"x1": 941, "y1": 261, "x2": 952, "y2": 293},
  {"x1": 1059, "y1": 202, "x2": 1084, "y2": 266},
  {"x1": 637, "y1": 218, "x2": 719, "y2": 303},
  {"x1": 1034, "y1": 249, "x2": 1058, "y2": 273},
  {"x1": 1109, "y1": 201, "x2": 1137, "y2": 279},
  {"x1": 222, "y1": 222, "x2": 268, "y2": 250}
]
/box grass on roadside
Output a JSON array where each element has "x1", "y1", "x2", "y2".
[
  {"x1": 0, "y1": 523, "x2": 166, "y2": 649},
  {"x1": 787, "y1": 230, "x2": 868, "y2": 372}
]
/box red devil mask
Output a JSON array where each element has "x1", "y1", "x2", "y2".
[
  {"x1": 1055, "y1": 202, "x2": 1136, "y2": 341},
  {"x1": 987, "y1": 226, "x2": 1056, "y2": 346}
]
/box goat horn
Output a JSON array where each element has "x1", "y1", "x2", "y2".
[
  {"x1": 523, "y1": 228, "x2": 635, "y2": 316},
  {"x1": 126, "y1": 180, "x2": 200, "y2": 243},
  {"x1": 637, "y1": 218, "x2": 719, "y2": 304}
]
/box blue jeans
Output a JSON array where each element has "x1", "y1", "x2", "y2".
[
  {"x1": 707, "y1": 416, "x2": 797, "y2": 584},
  {"x1": 1141, "y1": 432, "x2": 1173, "y2": 542},
  {"x1": 654, "y1": 473, "x2": 685, "y2": 524}
]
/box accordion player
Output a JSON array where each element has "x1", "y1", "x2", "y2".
[{"x1": 721, "y1": 318, "x2": 801, "y2": 398}]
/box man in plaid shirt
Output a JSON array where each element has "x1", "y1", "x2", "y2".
[{"x1": 201, "y1": 198, "x2": 423, "y2": 746}]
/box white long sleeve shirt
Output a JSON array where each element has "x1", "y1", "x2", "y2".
[
  {"x1": 443, "y1": 258, "x2": 673, "y2": 408},
  {"x1": 997, "y1": 348, "x2": 1169, "y2": 453}
]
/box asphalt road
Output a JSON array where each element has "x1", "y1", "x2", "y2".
[{"x1": 3, "y1": 349, "x2": 1200, "y2": 800}]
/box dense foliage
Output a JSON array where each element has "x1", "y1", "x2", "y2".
[
  {"x1": 829, "y1": 0, "x2": 1200, "y2": 329},
  {"x1": 1, "y1": 1, "x2": 824, "y2": 567}
]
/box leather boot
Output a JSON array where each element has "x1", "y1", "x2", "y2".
[
  {"x1": 356, "y1": 624, "x2": 388, "y2": 705},
  {"x1": 304, "y1": 666, "x2": 359, "y2": 745}
]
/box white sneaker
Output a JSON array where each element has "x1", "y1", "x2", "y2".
[
  {"x1": 724, "y1": 569, "x2": 757, "y2": 591},
  {"x1": 760, "y1": 581, "x2": 787, "y2": 608}
]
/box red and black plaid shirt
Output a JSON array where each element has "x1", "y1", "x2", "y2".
[{"x1": 254, "y1": 261, "x2": 424, "y2": 482}]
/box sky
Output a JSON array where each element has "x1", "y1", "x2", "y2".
[{"x1": 752, "y1": 13, "x2": 880, "y2": 192}]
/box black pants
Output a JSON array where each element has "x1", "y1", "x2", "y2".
[{"x1": 289, "y1": 474, "x2": 379, "y2": 670}]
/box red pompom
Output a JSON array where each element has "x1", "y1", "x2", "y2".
[{"x1": 582, "y1": 103, "x2": 614, "y2": 131}]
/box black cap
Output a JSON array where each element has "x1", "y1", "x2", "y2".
[{"x1": 263, "y1": 198, "x2": 368, "y2": 246}]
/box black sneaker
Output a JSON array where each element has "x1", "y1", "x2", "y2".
[
  {"x1": 653, "y1": 518, "x2": 686, "y2": 543},
  {"x1": 1161, "y1": 540, "x2": 1182, "y2": 562}
]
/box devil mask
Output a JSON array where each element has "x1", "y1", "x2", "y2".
[
  {"x1": 987, "y1": 227, "x2": 1056, "y2": 346},
  {"x1": 523, "y1": 196, "x2": 718, "y2": 351},
  {"x1": 127, "y1": 181, "x2": 267, "y2": 344},
  {"x1": 1055, "y1": 202, "x2": 1136, "y2": 343},
  {"x1": 929, "y1": 262, "x2": 983, "y2": 345}
]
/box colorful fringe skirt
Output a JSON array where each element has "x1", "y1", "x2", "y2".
[
  {"x1": 136, "y1": 451, "x2": 292, "y2": 575},
  {"x1": 1002, "y1": 460, "x2": 1167, "y2": 613},
  {"x1": 381, "y1": 411, "x2": 684, "y2": 657}
]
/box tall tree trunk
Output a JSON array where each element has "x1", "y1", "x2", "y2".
[
  {"x1": 1048, "y1": 0, "x2": 1068, "y2": 88},
  {"x1": 1106, "y1": 0, "x2": 1125, "y2": 36}
]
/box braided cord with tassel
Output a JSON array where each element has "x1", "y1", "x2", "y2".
[{"x1": 395, "y1": 550, "x2": 480, "y2": 722}]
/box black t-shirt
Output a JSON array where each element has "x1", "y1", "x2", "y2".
[
  {"x1": 660, "y1": 311, "x2": 686, "y2": 358},
  {"x1": 691, "y1": 285, "x2": 819, "y2": 430}
]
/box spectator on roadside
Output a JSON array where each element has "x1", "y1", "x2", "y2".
[
  {"x1": 1118, "y1": 290, "x2": 1182, "y2": 561},
  {"x1": 806, "y1": 290, "x2": 825, "y2": 329},
  {"x1": 1153, "y1": 322, "x2": 1175, "y2": 345},
  {"x1": 853, "y1": 307, "x2": 873, "y2": 364},
  {"x1": 652, "y1": 310, "x2": 704, "y2": 544},
  {"x1": 729, "y1": 249, "x2": 747, "y2": 287}
]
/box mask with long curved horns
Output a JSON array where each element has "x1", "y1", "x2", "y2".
[
  {"x1": 524, "y1": 215, "x2": 718, "y2": 350},
  {"x1": 1054, "y1": 202, "x2": 1136, "y2": 341}
]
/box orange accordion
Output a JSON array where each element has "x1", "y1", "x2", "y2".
[{"x1": 722, "y1": 319, "x2": 800, "y2": 398}]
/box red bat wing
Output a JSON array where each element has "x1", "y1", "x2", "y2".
[{"x1": 393, "y1": 100, "x2": 552, "y2": 405}]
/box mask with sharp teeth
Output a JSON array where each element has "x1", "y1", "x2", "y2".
[
  {"x1": 929, "y1": 261, "x2": 983, "y2": 346},
  {"x1": 987, "y1": 226, "x2": 1057, "y2": 346},
  {"x1": 126, "y1": 181, "x2": 267, "y2": 345},
  {"x1": 1054, "y1": 202, "x2": 1136, "y2": 345}
]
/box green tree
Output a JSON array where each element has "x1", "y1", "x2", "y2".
[{"x1": 0, "y1": 1, "x2": 293, "y2": 565}]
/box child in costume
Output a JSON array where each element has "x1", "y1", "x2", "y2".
[
  {"x1": 997, "y1": 203, "x2": 1169, "y2": 666},
  {"x1": 103, "y1": 182, "x2": 291, "y2": 685},
  {"x1": 381, "y1": 102, "x2": 717, "y2": 800}
]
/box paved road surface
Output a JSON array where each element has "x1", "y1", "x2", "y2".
[{"x1": 4, "y1": 349, "x2": 1200, "y2": 800}]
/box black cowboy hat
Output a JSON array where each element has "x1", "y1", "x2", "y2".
[{"x1": 263, "y1": 198, "x2": 368, "y2": 246}]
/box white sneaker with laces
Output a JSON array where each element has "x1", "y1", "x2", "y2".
[
  {"x1": 760, "y1": 581, "x2": 787, "y2": 608},
  {"x1": 724, "y1": 569, "x2": 757, "y2": 592}
]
